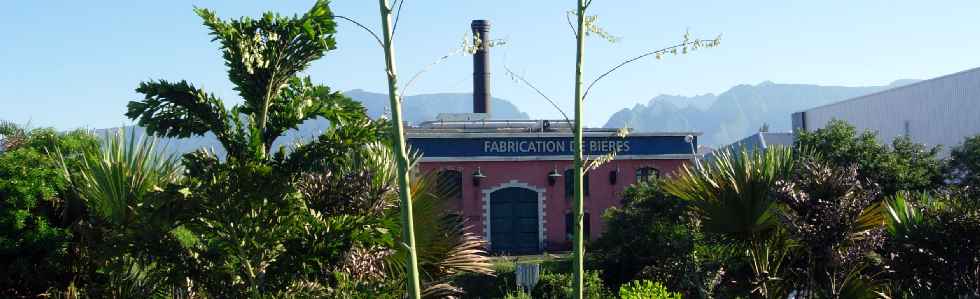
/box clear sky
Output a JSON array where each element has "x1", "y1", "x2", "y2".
[{"x1": 2, "y1": 0, "x2": 979, "y2": 129}]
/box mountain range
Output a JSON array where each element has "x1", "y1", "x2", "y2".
[
  {"x1": 100, "y1": 80, "x2": 919, "y2": 154},
  {"x1": 604, "y1": 79, "x2": 919, "y2": 146}
]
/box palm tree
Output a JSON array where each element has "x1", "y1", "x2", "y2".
[
  {"x1": 664, "y1": 146, "x2": 798, "y2": 297},
  {"x1": 771, "y1": 159, "x2": 887, "y2": 298},
  {"x1": 53, "y1": 128, "x2": 187, "y2": 298}
]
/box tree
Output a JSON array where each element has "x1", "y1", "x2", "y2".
[
  {"x1": 125, "y1": 1, "x2": 390, "y2": 296},
  {"x1": 946, "y1": 135, "x2": 980, "y2": 198},
  {"x1": 0, "y1": 124, "x2": 98, "y2": 297},
  {"x1": 771, "y1": 159, "x2": 887, "y2": 297},
  {"x1": 591, "y1": 179, "x2": 711, "y2": 296},
  {"x1": 664, "y1": 147, "x2": 798, "y2": 298},
  {"x1": 795, "y1": 119, "x2": 943, "y2": 196}
]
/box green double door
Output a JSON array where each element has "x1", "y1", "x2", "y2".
[{"x1": 490, "y1": 187, "x2": 540, "y2": 254}]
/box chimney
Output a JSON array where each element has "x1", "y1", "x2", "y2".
[{"x1": 471, "y1": 20, "x2": 491, "y2": 114}]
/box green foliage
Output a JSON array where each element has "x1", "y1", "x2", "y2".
[
  {"x1": 129, "y1": 0, "x2": 364, "y2": 161},
  {"x1": 664, "y1": 147, "x2": 799, "y2": 298},
  {"x1": 771, "y1": 159, "x2": 887, "y2": 296},
  {"x1": 57, "y1": 129, "x2": 181, "y2": 227},
  {"x1": 503, "y1": 290, "x2": 533, "y2": 299},
  {"x1": 619, "y1": 280, "x2": 683, "y2": 299},
  {"x1": 795, "y1": 119, "x2": 943, "y2": 196},
  {"x1": 531, "y1": 270, "x2": 613, "y2": 299},
  {"x1": 665, "y1": 146, "x2": 797, "y2": 244},
  {"x1": 0, "y1": 125, "x2": 97, "y2": 297},
  {"x1": 882, "y1": 192, "x2": 980, "y2": 297},
  {"x1": 591, "y1": 179, "x2": 706, "y2": 294},
  {"x1": 946, "y1": 135, "x2": 980, "y2": 198},
  {"x1": 120, "y1": 2, "x2": 404, "y2": 296}
]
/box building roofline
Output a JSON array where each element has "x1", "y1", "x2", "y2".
[
  {"x1": 406, "y1": 131, "x2": 703, "y2": 138},
  {"x1": 794, "y1": 66, "x2": 980, "y2": 113}
]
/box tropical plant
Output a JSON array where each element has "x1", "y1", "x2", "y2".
[
  {"x1": 771, "y1": 159, "x2": 887, "y2": 298},
  {"x1": 299, "y1": 141, "x2": 495, "y2": 297},
  {"x1": 882, "y1": 191, "x2": 980, "y2": 298},
  {"x1": 372, "y1": 1, "x2": 425, "y2": 296},
  {"x1": 52, "y1": 128, "x2": 189, "y2": 298},
  {"x1": 664, "y1": 146, "x2": 798, "y2": 298},
  {"x1": 123, "y1": 1, "x2": 398, "y2": 296}
]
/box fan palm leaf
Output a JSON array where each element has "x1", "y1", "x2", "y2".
[
  {"x1": 55, "y1": 128, "x2": 181, "y2": 226},
  {"x1": 665, "y1": 146, "x2": 797, "y2": 243}
]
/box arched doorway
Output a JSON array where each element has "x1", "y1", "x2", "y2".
[{"x1": 489, "y1": 187, "x2": 540, "y2": 254}]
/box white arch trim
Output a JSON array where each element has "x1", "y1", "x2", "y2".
[{"x1": 481, "y1": 180, "x2": 547, "y2": 251}]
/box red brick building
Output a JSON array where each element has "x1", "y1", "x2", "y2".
[{"x1": 404, "y1": 20, "x2": 698, "y2": 254}]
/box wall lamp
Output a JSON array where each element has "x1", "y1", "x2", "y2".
[
  {"x1": 472, "y1": 167, "x2": 487, "y2": 186},
  {"x1": 609, "y1": 168, "x2": 619, "y2": 185},
  {"x1": 547, "y1": 167, "x2": 562, "y2": 186}
]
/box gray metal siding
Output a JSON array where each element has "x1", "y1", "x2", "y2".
[{"x1": 801, "y1": 67, "x2": 980, "y2": 157}]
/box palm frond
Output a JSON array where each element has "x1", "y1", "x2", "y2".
[
  {"x1": 55, "y1": 128, "x2": 181, "y2": 226},
  {"x1": 884, "y1": 191, "x2": 924, "y2": 237},
  {"x1": 665, "y1": 146, "x2": 797, "y2": 243}
]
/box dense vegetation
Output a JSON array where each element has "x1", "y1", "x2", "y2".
[
  {"x1": 1, "y1": 1, "x2": 492, "y2": 298},
  {"x1": 3, "y1": 0, "x2": 979, "y2": 298},
  {"x1": 589, "y1": 120, "x2": 980, "y2": 298}
]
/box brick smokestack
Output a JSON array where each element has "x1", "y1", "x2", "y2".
[{"x1": 471, "y1": 20, "x2": 491, "y2": 114}]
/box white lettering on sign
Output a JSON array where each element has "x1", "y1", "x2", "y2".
[{"x1": 482, "y1": 140, "x2": 628, "y2": 154}]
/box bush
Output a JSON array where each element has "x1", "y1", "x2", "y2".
[
  {"x1": 531, "y1": 270, "x2": 613, "y2": 299},
  {"x1": 619, "y1": 280, "x2": 682, "y2": 299},
  {"x1": 0, "y1": 127, "x2": 97, "y2": 297},
  {"x1": 590, "y1": 179, "x2": 704, "y2": 293},
  {"x1": 883, "y1": 192, "x2": 980, "y2": 297}
]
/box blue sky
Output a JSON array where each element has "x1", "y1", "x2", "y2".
[{"x1": 2, "y1": 0, "x2": 979, "y2": 129}]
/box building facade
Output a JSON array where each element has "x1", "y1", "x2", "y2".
[
  {"x1": 407, "y1": 124, "x2": 697, "y2": 254},
  {"x1": 793, "y1": 67, "x2": 980, "y2": 157},
  {"x1": 401, "y1": 20, "x2": 699, "y2": 254}
]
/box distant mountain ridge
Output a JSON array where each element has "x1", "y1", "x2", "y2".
[
  {"x1": 603, "y1": 79, "x2": 919, "y2": 146},
  {"x1": 102, "y1": 90, "x2": 529, "y2": 155}
]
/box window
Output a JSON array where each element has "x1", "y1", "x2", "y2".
[
  {"x1": 565, "y1": 212, "x2": 591, "y2": 241},
  {"x1": 436, "y1": 169, "x2": 463, "y2": 199},
  {"x1": 564, "y1": 169, "x2": 590, "y2": 198},
  {"x1": 635, "y1": 167, "x2": 660, "y2": 183}
]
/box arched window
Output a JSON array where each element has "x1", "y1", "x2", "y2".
[
  {"x1": 565, "y1": 212, "x2": 591, "y2": 241},
  {"x1": 436, "y1": 169, "x2": 463, "y2": 199},
  {"x1": 635, "y1": 167, "x2": 660, "y2": 183},
  {"x1": 564, "y1": 169, "x2": 590, "y2": 198}
]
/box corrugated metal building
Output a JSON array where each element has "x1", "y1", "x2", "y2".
[{"x1": 792, "y1": 67, "x2": 980, "y2": 156}]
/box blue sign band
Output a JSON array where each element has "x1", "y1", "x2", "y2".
[{"x1": 407, "y1": 135, "x2": 695, "y2": 158}]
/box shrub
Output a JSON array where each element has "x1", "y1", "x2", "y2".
[
  {"x1": 0, "y1": 127, "x2": 97, "y2": 297},
  {"x1": 531, "y1": 270, "x2": 613, "y2": 299},
  {"x1": 883, "y1": 192, "x2": 980, "y2": 297},
  {"x1": 590, "y1": 179, "x2": 699, "y2": 292},
  {"x1": 619, "y1": 280, "x2": 682, "y2": 299}
]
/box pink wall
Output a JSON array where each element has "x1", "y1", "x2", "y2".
[{"x1": 417, "y1": 158, "x2": 687, "y2": 252}]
